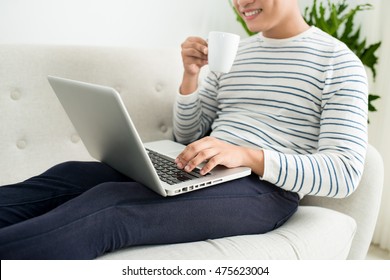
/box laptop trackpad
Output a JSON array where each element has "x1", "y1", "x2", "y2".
[{"x1": 144, "y1": 140, "x2": 185, "y2": 159}]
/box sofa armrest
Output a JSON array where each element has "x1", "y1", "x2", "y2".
[{"x1": 300, "y1": 144, "x2": 384, "y2": 259}]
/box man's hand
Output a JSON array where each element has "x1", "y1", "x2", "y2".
[
  {"x1": 181, "y1": 36, "x2": 208, "y2": 75},
  {"x1": 175, "y1": 136, "x2": 265, "y2": 176},
  {"x1": 180, "y1": 37, "x2": 208, "y2": 95}
]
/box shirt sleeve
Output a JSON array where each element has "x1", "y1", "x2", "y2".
[{"x1": 173, "y1": 72, "x2": 220, "y2": 144}]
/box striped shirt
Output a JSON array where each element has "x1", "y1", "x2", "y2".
[{"x1": 173, "y1": 26, "x2": 368, "y2": 198}]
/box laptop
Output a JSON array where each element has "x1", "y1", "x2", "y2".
[{"x1": 47, "y1": 76, "x2": 251, "y2": 197}]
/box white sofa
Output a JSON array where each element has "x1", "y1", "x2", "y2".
[{"x1": 0, "y1": 45, "x2": 384, "y2": 260}]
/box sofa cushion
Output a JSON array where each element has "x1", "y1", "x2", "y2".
[{"x1": 98, "y1": 206, "x2": 356, "y2": 260}]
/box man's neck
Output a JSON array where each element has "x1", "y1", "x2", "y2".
[{"x1": 263, "y1": 15, "x2": 310, "y2": 39}]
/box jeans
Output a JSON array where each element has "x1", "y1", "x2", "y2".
[{"x1": 0, "y1": 161, "x2": 299, "y2": 259}]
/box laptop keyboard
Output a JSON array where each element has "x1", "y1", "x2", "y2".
[{"x1": 146, "y1": 149, "x2": 204, "y2": 185}]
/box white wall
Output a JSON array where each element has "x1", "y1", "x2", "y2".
[
  {"x1": 0, "y1": 0, "x2": 380, "y2": 47},
  {"x1": 0, "y1": 0, "x2": 246, "y2": 48}
]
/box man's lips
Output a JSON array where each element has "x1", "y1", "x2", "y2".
[{"x1": 242, "y1": 9, "x2": 263, "y2": 19}]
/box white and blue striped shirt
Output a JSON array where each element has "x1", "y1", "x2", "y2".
[{"x1": 173, "y1": 27, "x2": 368, "y2": 198}]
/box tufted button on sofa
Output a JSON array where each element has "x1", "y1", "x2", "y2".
[{"x1": 0, "y1": 45, "x2": 384, "y2": 259}]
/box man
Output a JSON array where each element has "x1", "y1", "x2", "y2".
[{"x1": 175, "y1": 0, "x2": 367, "y2": 198}]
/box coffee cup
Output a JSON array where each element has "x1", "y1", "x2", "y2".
[{"x1": 208, "y1": 31, "x2": 240, "y2": 73}]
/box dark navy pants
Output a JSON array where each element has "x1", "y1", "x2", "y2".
[{"x1": 0, "y1": 161, "x2": 299, "y2": 259}]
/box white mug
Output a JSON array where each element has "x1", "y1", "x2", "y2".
[{"x1": 208, "y1": 31, "x2": 240, "y2": 73}]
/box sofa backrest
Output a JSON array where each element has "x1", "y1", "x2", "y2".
[{"x1": 0, "y1": 45, "x2": 182, "y2": 184}]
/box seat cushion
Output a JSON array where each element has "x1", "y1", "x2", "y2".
[{"x1": 98, "y1": 206, "x2": 356, "y2": 260}]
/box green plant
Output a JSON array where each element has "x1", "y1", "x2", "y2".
[{"x1": 229, "y1": 0, "x2": 382, "y2": 113}]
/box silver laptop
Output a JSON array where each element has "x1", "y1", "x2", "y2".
[{"x1": 48, "y1": 76, "x2": 251, "y2": 197}]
